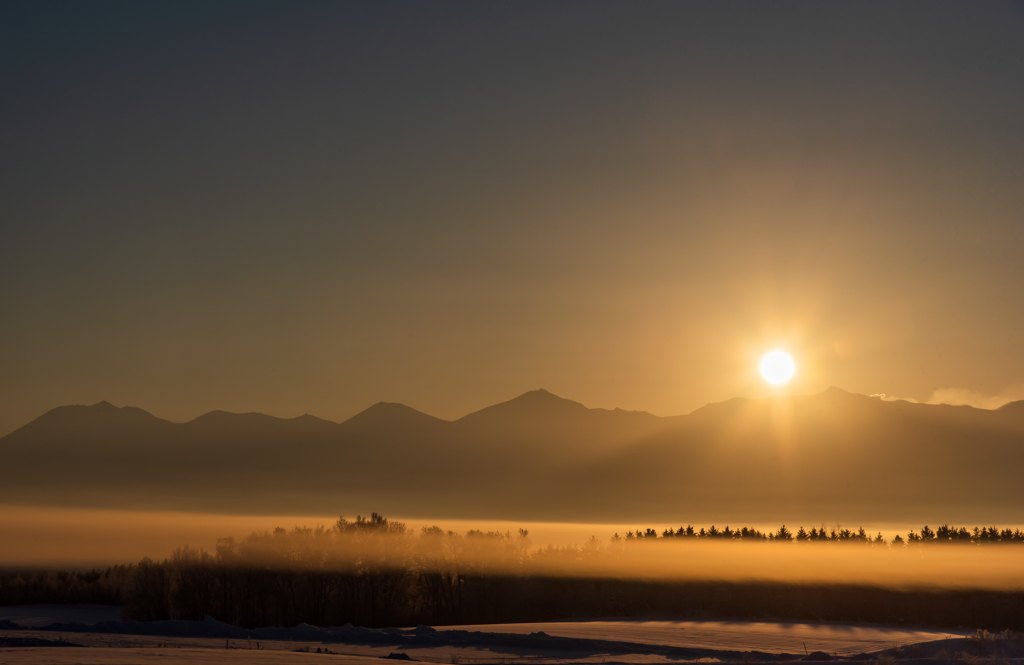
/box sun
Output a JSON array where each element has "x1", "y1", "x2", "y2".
[{"x1": 759, "y1": 350, "x2": 795, "y2": 385}]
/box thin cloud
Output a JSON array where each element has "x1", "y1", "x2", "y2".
[
  {"x1": 869, "y1": 394, "x2": 918, "y2": 403},
  {"x1": 926, "y1": 386, "x2": 1024, "y2": 410}
]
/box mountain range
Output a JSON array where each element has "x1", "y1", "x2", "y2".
[{"x1": 3, "y1": 388, "x2": 1024, "y2": 523}]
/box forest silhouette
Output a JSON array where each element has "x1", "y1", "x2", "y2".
[{"x1": 5, "y1": 514, "x2": 1024, "y2": 631}]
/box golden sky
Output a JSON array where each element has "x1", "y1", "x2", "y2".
[{"x1": 1, "y1": 2, "x2": 1022, "y2": 435}]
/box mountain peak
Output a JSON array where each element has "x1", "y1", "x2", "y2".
[
  {"x1": 457, "y1": 389, "x2": 587, "y2": 424},
  {"x1": 341, "y1": 401, "x2": 446, "y2": 430},
  {"x1": 509, "y1": 388, "x2": 584, "y2": 406},
  {"x1": 1, "y1": 401, "x2": 164, "y2": 441},
  {"x1": 998, "y1": 400, "x2": 1024, "y2": 415}
]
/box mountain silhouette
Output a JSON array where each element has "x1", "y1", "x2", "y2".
[
  {"x1": 453, "y1": 389, "x2": 672, "y2": 460},
  {"x1": 2, "y1": 388, "x2": 1023, "y2": 523}
]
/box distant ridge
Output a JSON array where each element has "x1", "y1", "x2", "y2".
[
  {"x1": 14, "y1": 401, "x2": 171, "y2": 437},
  {"x1": 2, "y1": 388, "x2": 1023, "y2": 523},
  {"x1": 457, "y1": 389, "x2": 590, "y2": 422},
  {"x1": 343, "y1": 402, "x2": 446, "y2": 427},
  {"x1": 998, "y1": 400, "x2": 1024, "y2": 415}
]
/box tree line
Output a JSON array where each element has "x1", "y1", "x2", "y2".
[
  {"x1": 0, "y1": 566, "x2": 130, "y2": 606},
  {"x1": 118, "y1": 515, "x2": 1024, "y2": 629},
  {"x1": 4, "y1": 514, "x2": 1024, "y2": 631},
  {"x1": 622, "y1": 523, "x2": 1024, "y2": 544}
]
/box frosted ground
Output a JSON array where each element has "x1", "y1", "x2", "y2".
[
  {"x1": 0, "y1": 605, "x2": 985, "y2": 664},
  {"x1": 443, "y1": 620, "x2": 969, "y2": 655}
]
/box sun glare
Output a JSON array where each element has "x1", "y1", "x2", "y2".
[{"x1": 760, "y1": 350, "x2": 795, "y2": 385}]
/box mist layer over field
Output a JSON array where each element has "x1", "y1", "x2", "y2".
[
  {"x1": 0, "y1": 505, "x2": 635, "y2": 567},
  {"x1": 546, "y1": 540, "x2": 1024, "y2": 590},
  {"x1": 6, "y1": 506, "x2": 1024, "y2": 593},
  {"x1": 200, "y1": 520, "x2": 1024, "y2": 592}
]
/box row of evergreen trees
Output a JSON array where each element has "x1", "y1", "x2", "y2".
[
  {"x1": 114, "y1": 514, "x2": 1024, "y2": 630},
  {"x1": 0, "y1": 566, "x2": 130, "y2": 606},
  {"x1": 620, "y1": 524, "x2": 1024, "y2": 545}
]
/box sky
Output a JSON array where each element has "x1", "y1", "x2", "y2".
[{"x1": 2, "y1": 1, "x2": 1023, "y2": 437}]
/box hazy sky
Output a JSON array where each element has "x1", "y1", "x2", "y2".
[{"x1": 2, "y1": 1, "x2": 1023, "y2": 436}]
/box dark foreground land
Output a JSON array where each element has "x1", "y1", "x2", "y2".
[
  {"x1": 5, "y1": 565, "x2": 1024, "y2": 631},
  {"x1": 2, "y1": 613, "x2": 1024, "y2": 665}
]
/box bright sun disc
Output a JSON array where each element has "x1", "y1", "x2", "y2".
[{"x1": 760, "y1": 350, "x2": 795, "y2": 385}]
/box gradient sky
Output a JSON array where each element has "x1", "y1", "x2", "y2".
[{"x1": 2, "y1": 1, "x2": 1023, "y2": 436}]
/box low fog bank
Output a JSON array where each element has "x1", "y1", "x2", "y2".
[
  {"x1": 7, "y1": 513, "x2": 1024, "y2": 630},
  {"x1": 0, "y1": 505, "x2": 646, "y2": 567},
  {"x1": 0, "y1": 505, "x2": 1003, "y2": 568},
  {"x1": 153, "y1": 516, "x2": 1024, "y2": 591},
  {"x1": 3, "y1": 505, "x2": 1024, "y2": 587}
]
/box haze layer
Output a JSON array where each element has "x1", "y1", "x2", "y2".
[{"x1": 5, "y1": 389, "x2": 1023, "y2": 524}]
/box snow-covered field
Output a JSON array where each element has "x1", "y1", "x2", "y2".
[
  {"x1": 445, "y1": 619, "x2": 969, "y2": 655},
  {"x1": 1, "y1": 606, "x2": 988, "y2": 664}
]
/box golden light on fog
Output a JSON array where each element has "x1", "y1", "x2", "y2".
[{"x1": 760, "y1": 350, "x2": 795, "y2": 385}]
